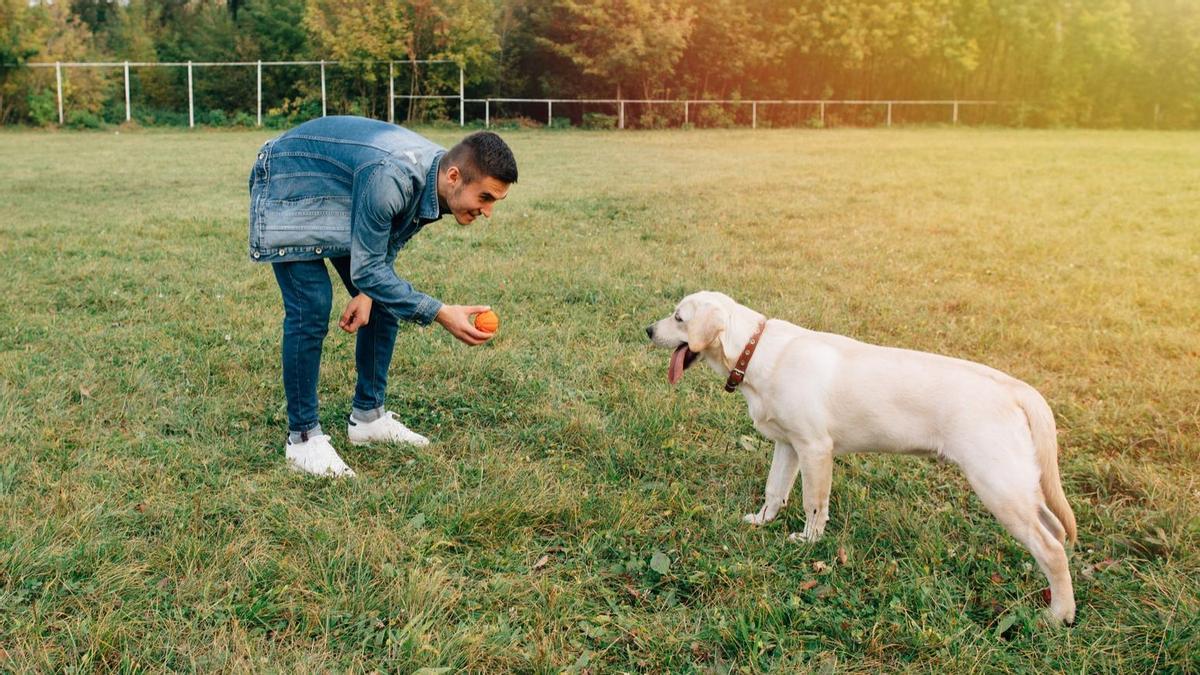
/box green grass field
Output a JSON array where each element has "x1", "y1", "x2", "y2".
[{"x1": 1, "y1": 126, "x2": 1197, "y2": 672}]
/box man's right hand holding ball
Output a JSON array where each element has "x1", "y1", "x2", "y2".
[{"x1": 435, "y1": 305, "x2": 495, "y2": 346}]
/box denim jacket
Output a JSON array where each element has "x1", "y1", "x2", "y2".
[{"x1": 248, "y1": 116, "x2": 445, "y2": 325}]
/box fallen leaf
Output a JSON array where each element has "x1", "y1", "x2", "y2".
[
  {"x1": 812, "y1": 560, "x2": 829, "y2": 574},
  {"x1": 80, "y1": 385, "x2": 92, "y2": 399},
  {"x1": 990, "y1": 573, "x2": 1003, "y2": 583},
  {"x1": 800, "y1": 579, "x2": 819, "y2": 591},
  {"x1": 134, "y1": 502, "x2": 146, "y2": 513},
  {"x1": 650, "y1": 551, "x2": 672, "y2": 575},
  {"x1": 994, "y1": 613, "x2": 1018, "y2": 638},
  {"x1": 532, "y1": 555, "x2": 550, "y2": 570},
  {"x1": 1040, "y1": 587, "x2": 1052, "y2": 605},
  {"x1": 837, "y1": 547, "x2": 848, "y2": 565}
]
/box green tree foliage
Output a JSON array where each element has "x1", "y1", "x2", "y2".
[
  {"x1": 533, "y1": 0, "x2": 695, "y2": 99},
  {"x1": 0, "y1": 0, "x2": 46, "y2": 122},
  {"x1": 1, "y1": 0, "x2": 1197, "y2": 127},
  {"x1": 1, "y1": 0, "x2": 107, "y2": 124}
]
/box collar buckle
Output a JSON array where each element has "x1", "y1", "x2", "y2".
[{"x1": 724, "y1": 320, "x2": 767, "y2": 394}]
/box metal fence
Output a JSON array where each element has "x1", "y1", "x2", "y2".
[
  {"x1": 23, "y1": 59, "x2": 464, "y2": 127},
  {"x1": 470, "y1": 97, "x2": 1002, "y2": 128},
  {"x1": 18, "y1": 59, "x2": 1003, "y2": 129}
]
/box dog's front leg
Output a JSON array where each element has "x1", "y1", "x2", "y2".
[
  {"x1": 788, "y1": 444, "x2": 834, "y2": 542},
  {"x1": 744, "y1": 441, "x2": 799, "y2": 525}
]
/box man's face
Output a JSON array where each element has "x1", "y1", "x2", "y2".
[{"x1": 442, "y1": 166, "x2": 510, "y2": 225}]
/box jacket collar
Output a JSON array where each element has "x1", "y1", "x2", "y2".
[{"x1": 417, "y1": 151, "x2": 445, "y2": 223}]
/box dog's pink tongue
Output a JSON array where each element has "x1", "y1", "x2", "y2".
[{"x1": 668, "y1": 345, "x2": 688, "y2": 385}]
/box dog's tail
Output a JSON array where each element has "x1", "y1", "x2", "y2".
[{"x1": 1015, "y1": 384, "x2": 1077, "y2": 544}]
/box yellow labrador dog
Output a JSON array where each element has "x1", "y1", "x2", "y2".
[{"x1": 647, "y1": 291, "x2": 1077, "y2": 623}]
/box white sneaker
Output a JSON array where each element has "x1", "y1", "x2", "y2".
[
  {"x1": 347, "y1": 411, "x2": 430, "y2": 447},
  {"x1": 285, "y1": 434, "x2": 356, "y2": 477}
]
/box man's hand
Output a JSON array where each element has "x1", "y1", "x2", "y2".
[
  {"x1": 339, "y1": 294, "x2": 372, "y2": 333},
  {"x1": 435, "y1": 304, "x2": 495, "y2": 346}
]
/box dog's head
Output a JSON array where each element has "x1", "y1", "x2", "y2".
[{"x1": 646, "y1": 291, "x2": 749, "y2": 384}]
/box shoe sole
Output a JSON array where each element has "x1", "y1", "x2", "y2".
[
  {"x1": 348, "y1": 437, "x2": 429, "y2": 447},
  {"x1": 287, "y1": 459, "x2": 356, "y2": 478}
]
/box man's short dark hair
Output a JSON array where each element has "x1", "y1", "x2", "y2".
[{"x1": 443, "y1": 131, "x2": 518, "y2": 184}]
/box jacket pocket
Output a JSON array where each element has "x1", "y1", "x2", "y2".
[{"x1": 259, "y1": 196, "x2": 353, "y2": 250}]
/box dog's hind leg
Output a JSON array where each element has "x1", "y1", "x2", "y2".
[
  {"x1": 959, "y1": 447, "x2": 1076, "y2": 624},
  {"x1": 787, "y1": 439, "x2": 834, "y2": 543},
  {"x1": 744, "y1": 441, "x2": 800, "y2": 525}
]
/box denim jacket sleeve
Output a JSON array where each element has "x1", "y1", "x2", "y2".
[{"x1": 348, "y1": 161, "x2": 443, "y2": 325}]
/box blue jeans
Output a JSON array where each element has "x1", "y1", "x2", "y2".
[{"x1": 272, "y1": 257, "x2": 399, "y2": 433}]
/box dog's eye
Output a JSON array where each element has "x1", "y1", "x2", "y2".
[{"x1": 674, "y1": 313, "x2": 682, "y2": 322}]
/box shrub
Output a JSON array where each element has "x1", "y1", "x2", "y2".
[
  {"x1": 581, "y1": 112, "x2": 616, "y2": 130},
  {"x1": 27, "y1": 89, "x2": 56, "y2": 127},
  {"x1": 637, "y1": 111, "x2": 671, "y2": 129},
  {"x1": 695, "y1": 104, "x2": 736, "y2": 128},
  {"x1": 232, "y1": 111, "x2": 257, "y2": 127},
  {"x1": 490, "y1": 116, "x2": 541, "y2": 130},
  {"x1": 134, "y1": 107, "x2": 188, "y2": 127},
  {"x1": 101, "y1": 98, "x2": 128, "y2": 125},
  {"x1": 265, "y1": 97, "x2": 323, "y2": 129},
  {"x1": 201, "y1": 109, "x2": 230, "y2": 126},
  {"x1": 65, "y1": 109, "x2": 104, "y2": 129}
]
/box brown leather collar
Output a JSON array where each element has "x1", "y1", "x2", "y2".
[{"x1": 724, "y1": 320, "x2": 767, "y2": 393}]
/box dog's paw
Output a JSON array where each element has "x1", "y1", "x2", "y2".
[
  {"x1": 743, "y1": 502, "x2": 783, "y2": 526},
  {"x1": 743, "y1": 512, "x2": 765, "y2": 525},
  {"x1": 743, "y1": 511, "x2": 775, "y2": 526},
  {"x1": 788, "y1": 527, "x2": 824, "y2": 543},
  {"x1": 1046, "y1": 602, "x2": 1076, "y2": 626}
]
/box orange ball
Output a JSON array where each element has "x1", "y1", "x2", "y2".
[{"x1": 474, "y1": 310, "x2": 499, "y2": 333}]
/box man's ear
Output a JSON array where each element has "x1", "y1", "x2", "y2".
[
  {"x1": 687, "y1": 305, "x2": 726, "y2": 353},
  {"x1": 445, "y1": 164, "x2": 460, "y2": 185}
]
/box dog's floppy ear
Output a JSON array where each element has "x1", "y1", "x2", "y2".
[{"x1": 687, "y1": 305, "x2": 726, "y2": 353}]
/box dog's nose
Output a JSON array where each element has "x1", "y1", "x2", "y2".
[{"x1": 645, "y1": 325, "x2": 654, "y2": 340}]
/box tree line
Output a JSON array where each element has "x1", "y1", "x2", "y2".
[{"x1": 1, "y1": 0, "x2": 1197, "y2": 128}]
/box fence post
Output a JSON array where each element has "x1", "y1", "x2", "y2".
[
  {"x1": 55, "y1": 61, "x2": 63, "y2": 125},
  {"x1": 684, "y1": 101, "x2": 689, "y2": 126},
  {"x1": 388, "y1": 61, "x2": 394, "y2": 124},
  {"x1": 887, "y1": 102, "x2": 892, "y2": 127},
  {"x1": 820, "y1": 101, "x2": 825, "y2": 126},
  {"x1": 256, "y1": 60, "x2": 262, "y2": 127},
  {"x1": 547, "y1": 100, "x2": 552, "y2": 127},
  {"x1": 124, "y1": 61, "x2": 131, "y2": 122},
  {"x1": 619, "y1": 100, "x2": 624, "y2": 129},
  {"x1": 485, "y1": 99, "x2": 490, "y2": 128},
  {"x1": 320, "y1": 60, "x2": 326, "y2": 117},
  {"x1": 459, "y1": 66, "x2": 465, "y2": 127},
  {"x1": 752, "y1": 101, "x2": 757, "y2": 129},
  {"x1": 953, "y1": 100, "x2": 959, "y2": 125},
  {"x1": 187, "y1": 61, "x2": 194, "y2": 128}
]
